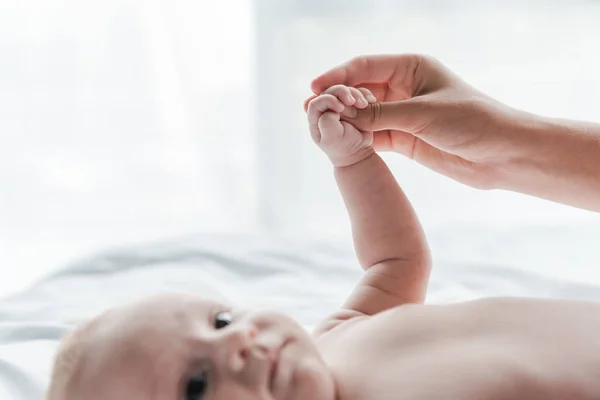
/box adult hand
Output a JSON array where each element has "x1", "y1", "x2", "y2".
[{"x1": 305, "y1": 54, "x2": 536, "y2": 189}]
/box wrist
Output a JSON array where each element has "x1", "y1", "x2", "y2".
[
  {"x1": 495, "y1": 111, "x2": 600, "y2": 203},
  {"x1": 330, "y1": 147, "x2": 376, "y2": 168},
  {"x1": 491, "y1": 111, "x2": 558, "y2": 190}
]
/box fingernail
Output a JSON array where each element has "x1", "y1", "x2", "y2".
[
  {"x1": 347, "y1": 95, "x2": 355, "y2": 103},
  {"x1": 367, "y1": 95, "x2": 377, "y2": 102}
]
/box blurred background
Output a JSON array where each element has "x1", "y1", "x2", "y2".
[{"x1": 2, "y1": 0, "x2": 600, "y2": 297}]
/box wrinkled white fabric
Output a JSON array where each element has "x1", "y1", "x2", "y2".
[{"x1": 2, "y1": 230, "x2": 600, "y2": 400}]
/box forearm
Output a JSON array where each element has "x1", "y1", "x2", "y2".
[
  {"x1": 500, "y1": 114, "x2": 600, "y2": 212},
  {"x1": 334, "y1": 152, "x2": 428, "y2": 269}
]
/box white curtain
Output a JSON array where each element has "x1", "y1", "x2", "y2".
[{"x1": 1, "y1": 0, "x2": 600, "y2": 297}]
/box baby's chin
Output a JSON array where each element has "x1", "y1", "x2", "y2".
[
  {"x1": 256, "y1": 311, "x2": 336, "y2": 400},
  {"x1": 288, "y1": 352, "x2": 337, "y2": 400}
]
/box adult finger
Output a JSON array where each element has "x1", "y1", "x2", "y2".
[
  {"x1": 356, "y1": 87, "x2": 377, "y2": 103},
  {"x1": 311, "y1": 54, "x2": 449, "y2": 98},
  {"x1": 322, "y1": 85, "x2": 357, "y2": 106},
  {"x1": 348, "y1": 87, "x2": 369, "y2": 108},
  {"x1": 311, "y1": 54, "x2": 420, "y2": 93},
  {"x1": 342, "y1": 98, "x2": 431, "y2": 134}
]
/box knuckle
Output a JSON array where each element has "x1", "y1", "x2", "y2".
[
  {"x1": 368, "y1": 102, "x2": 382, "y2": 126},
  {"x1": 324, "y1": 84, "x2": 346, "y2": 94},
  {"x1": 309, "y1": 95, "x2": 331, "y2": 112},
  {"x1": 415, "y1": 53, "x2": 448, "y2": 78},
  {"x1": 402, "y1": 53, "x2": 436, "y2": 69},
  {"x1": 349, "y1": 55, "x2": 368, "y2": 70},
  {"x1": 307, "y1": 96, "x2": 320, "y2": 109},
  {"x1": 417, "y1": 53, "x2": 437, "y2": 65},
  {"x1": 319, "y1": 93, "x2": 336, "y2": 103}
]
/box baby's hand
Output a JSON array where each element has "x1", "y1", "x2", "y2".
[{"x1": 307, "y1": 85, "x2": 377, "y2": 167}]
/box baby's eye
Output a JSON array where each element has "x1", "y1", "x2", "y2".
[
  {"x1": 214, "y1": 311, "x2": 232, "y2": 329},
  {"x1": 184, "y1": 373, "x2": 207, "y2": 400}
]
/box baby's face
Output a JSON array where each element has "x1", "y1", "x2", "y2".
[{"x1": 62, "y1": 293, "x2": 335, "y2": 400}]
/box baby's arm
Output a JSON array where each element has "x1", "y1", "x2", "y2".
[{"x1": 307, "y1": 86, "x2": 431, "y2": 316}]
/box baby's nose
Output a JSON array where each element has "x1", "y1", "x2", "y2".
[{"x1": 217, "y1": 324, "x2": 260, "y2": 373}]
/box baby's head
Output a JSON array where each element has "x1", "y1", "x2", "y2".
[{"x1": 47, "y1": 293, "x2": 335, "y2": 400}]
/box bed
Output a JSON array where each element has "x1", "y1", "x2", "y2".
[{"x1": 2, "y1": 227, "x2": 600, "y2": 400}]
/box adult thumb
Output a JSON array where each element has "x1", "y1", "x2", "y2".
[{"x1": 342, "y1": 99, "x2": 429, "y2": 133}]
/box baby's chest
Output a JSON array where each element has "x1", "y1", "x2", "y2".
[
  {"x1": 318, "y1": 318, "x2": 573, "y2": 400},
  {"x1": 318, "y1": 303, "x2": 600, "y2": 400},
  {"x1": 328, "y1": 348, "x2": 521, "y2": 400},
  {"x1": 326, "y1": 334, "x2": 600, "y2": 400}
]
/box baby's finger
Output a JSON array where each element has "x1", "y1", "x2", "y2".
[
  {"x1": 357, "y1": 87, "x2": 377, "y2": 103},
  {"x1": 309, "y1": 121, "x2": 322, "y2": 144},
  {"x1": 349, "y1": 87, "x2": 368, "y2": 109},
  {"x1": 318, "y1": 111, "x2": 343, "y2": 141},
  {"x1": 322, "y1": 85, "x2": 356, "y2": 106},
  {"x1": 303, "y1": 95, "x2": 318, "y2": 112},
  {"x1": 307, "y1": 94, "x2": 345, "y2": 125},
  {"x1": 339, "y1": 105, "x2": 358, "y2": 121}
]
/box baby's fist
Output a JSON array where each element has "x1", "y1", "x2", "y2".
[{"x1": 307, "y1": 85, "x2": 376, "y2": 167}]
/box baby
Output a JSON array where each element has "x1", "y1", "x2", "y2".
[{"x1": 47, "y1": 86, "x2": 600, "y2": 400}]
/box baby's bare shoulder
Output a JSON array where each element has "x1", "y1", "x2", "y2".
[
  {"x1": 312, "y1": 309, "x2": 371, "y2": 339},
  {"x1": 315, "y1": 300, "x2": 600, "y2": 400}
]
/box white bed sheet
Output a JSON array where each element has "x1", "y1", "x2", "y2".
[{"x1": 2, "y1": 229, "x2": 600, "y2": 400}]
